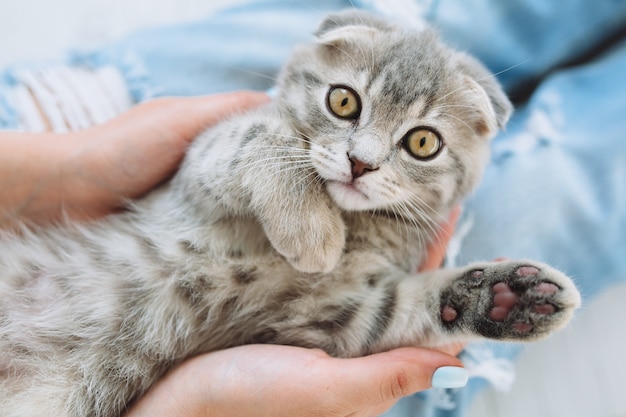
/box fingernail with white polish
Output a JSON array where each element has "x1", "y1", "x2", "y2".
[{"x1": 431, "y1": 366, "x2": 468, "y2": 389}]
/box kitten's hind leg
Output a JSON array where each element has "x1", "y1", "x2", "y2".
[
  {"x1": 257, "y1": 260, "x2": 580, "y2": 358},
  {"x1": 439, "y1": 260, "x2": 581, "y2": 341}
]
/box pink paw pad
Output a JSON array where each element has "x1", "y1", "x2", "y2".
[
  {"x1": 489, "y1": 282, "x2": 519, "y2": 322},
  {"x1": 487, "y1": 269, "x2": 560, "y2": 337},
  {"x1": 536, "y1": 282, "x2": 559, "y2": 295},
  {"x1": 513, "y1": 321, "x2": 534, "y2": 333},
  {"x1": 516, "y1": 266, "x2": 540, "y2": 277},
  {"x1": 534, "y1": 304, "x2": 556, "y2": 314},
  {"x1": 441, "y1": 305, "x2": 458, "y2": 322}
]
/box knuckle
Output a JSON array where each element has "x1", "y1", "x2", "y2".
[{"x1": 385, "y1": 371, "x2": 413, "y2": 400}]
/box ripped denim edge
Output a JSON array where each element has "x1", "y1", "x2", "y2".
[
  {"x1": 0, "y1": 53, "x2": 139, "y2": 132},
  {"x1": 0, "y1": 84, "x2": 18, "y2": 130},
  {"x1": 69, "y1": 49, "x2": 163, "y2": 103}
]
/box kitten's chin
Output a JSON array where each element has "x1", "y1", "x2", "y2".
[{"x1": 326, "y1": 181, "x2": 382, "y2": 211}]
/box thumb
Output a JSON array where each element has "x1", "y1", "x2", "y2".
[
  {"x1": 109, "y1": 92, "x2": 271, "y2": 146},
  {"x1": 334, "y1": 347, "x2": 467, "y2": 406},
  {"x1": 184, "y1": 91, "x2": 272, "y2": 124}
]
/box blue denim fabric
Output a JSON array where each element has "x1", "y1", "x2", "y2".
[
  {"x1": 73, "y1": 0, "x2": 626, "y2": 100},
  {"x1": 0, "y1": 92, "x2": 15, "y2": 129},
  {"x1": 70, "y1": 0, "x2": 354, "y2": 101},
  {"x1": 2, "y1": 0, "x2": 625, "y2": 415},
  {"x1": 408, "y1": 0, "x2": 626, "y2": 93}
]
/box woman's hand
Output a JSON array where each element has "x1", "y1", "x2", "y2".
[
  {"x1": 0, "y1": 92, "x2": 269, "y2": 227},
  {"x1": 125, "y1": 344, "x2": 465, "y2": 417}
]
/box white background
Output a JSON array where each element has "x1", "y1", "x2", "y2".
[{"x1": 0, "y1": 0, "x2": 244, "y2": 67}]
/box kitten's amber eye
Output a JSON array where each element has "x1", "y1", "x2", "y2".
[
  {"x1": 403, "y1": 128, "x2": 443, "y2": 160},
  {"x1": 327, "y1": 86, "x2": 361, "y2": 120}
]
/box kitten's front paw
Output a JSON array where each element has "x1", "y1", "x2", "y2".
[
  {"x1": 286, "y1": 232, "x2": 345, "y2": 274},
  {"x1": 439, "y1": 260, "x2": 581, "y2": 341},
  {"x1": 265, "y1": 207, "x2": 346, "y2": 274}
]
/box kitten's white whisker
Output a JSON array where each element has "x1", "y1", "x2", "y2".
[
  {"x1": 244, "y1": 142, "x2": 311, "y2": 154},
  {"x1": 439, "y1": 112, "x2": 475, "y2": 135},
  {"x1": 437, "y1": 59, "x2": 531, "y2": 103},
  {"x1": 230, "y1": 67, "x2": 279, "y2": 83},
  {"x1": 394, "y1": 194, "x2": 442, "y2": 245},
  {"x1": 330, "y1": 44, "x2": 360, "y2": 68},
  {"x1": 404, "y1": 201, "x2": 446, "y2": 252},
  {"x1": 236, "y1": 154, "x2": 310, "y2": 168},
  {"x1": 245, "y1": 158, "x2": 312, "y2": 169},
  {"x1": 392, "y1": 202, "x2": 413, "y2": 249},
  {"x1": 243, "y1": 147, "x2": 308, "y2": 157},
  {"x1": 290, "y1": 168, "x2": 321, "y2": 191},
  {"x1": 265, "y1": 132, "x2": 315, "y2": 145},
  {"x1": 249, "y1": 165, "x2": 315, "y2": 189},
  {"x1": 314, "y1": 159, "x2": 340, "y2": 174},
  {"x1": 263, "y1": 153, "x2": 309, "y2": 162},
  {"x1": 243, "y1": 161, "x2": 312, "y2": 174},
  {"x1": 490, "y1": 58, "x2": 533, "y2": 79},
  {"x1": 432, "y1": 103, "x2": 483, "y2": 112},
  {"x1": 230, "y1": 157, "x2": 312, "y2": 181}
]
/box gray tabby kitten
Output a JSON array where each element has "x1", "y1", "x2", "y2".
[{"x1": 0, "y1": 10, "x2": 580, "y2": 417}]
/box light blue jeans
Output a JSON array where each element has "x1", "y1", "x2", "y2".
[{"x1": 2, "y1": 0, "x2": 625, "y2": 415}]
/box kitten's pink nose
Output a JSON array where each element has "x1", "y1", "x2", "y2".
[{"x1": 349, "y1": 155, "x2": 378, "y2": 180}]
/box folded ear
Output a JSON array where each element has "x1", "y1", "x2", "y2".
[
  {"x1": 456, "y1": 53, "x2": 513, "y2": 132},
  {"x1": 314, "y1": 10, "x2": 391, "y2": 46},
  {"x1": 315, "y1": 9, "x2": 393, "y2": 37}
]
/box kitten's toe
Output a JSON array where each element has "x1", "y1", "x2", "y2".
[
  {"x1": 263, "y1": 196, "x2": 346, "y2": 273},
  {"x1": 440, "y1": 261, "x2": 581, "y2": 341}
]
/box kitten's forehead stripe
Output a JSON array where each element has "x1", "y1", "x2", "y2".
[
  {"x1": 419, "y1": 93, "x2": 436, "y2": 119},
  {"x1": 301, "y1": 71, "x2": 323, "y2": 86},
  {"x1": 376, "y1": 41, "x2": 448, "y2": 110},
  {"x1": 363, "y1": 71, "x2": 383, "y2": 95}
]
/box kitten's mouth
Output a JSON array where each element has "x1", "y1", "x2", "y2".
[
  {"x1": 326, "y1": 179, "x2": 377, "y2": 211},
  {"x1": 329, "y1": 180, "x2": 367, "y2": 197}
]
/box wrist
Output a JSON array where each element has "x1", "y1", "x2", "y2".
[
  {"x1": 58, "y1": 130, "x2": 124, "y2": 219},
  {"x1": 0, "y1": 131, "x2": 72, "y2": 226},
  {"x1": 0, "y1": 130, "x2": 120, "y2": 228}
]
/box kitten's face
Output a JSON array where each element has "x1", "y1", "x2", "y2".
[
  {"x1": 278, "y1": 11, "x2": 512, "y2": 215},
  {"x1": 311, "y1": 81, "x2": 451, "y2": 212}
]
